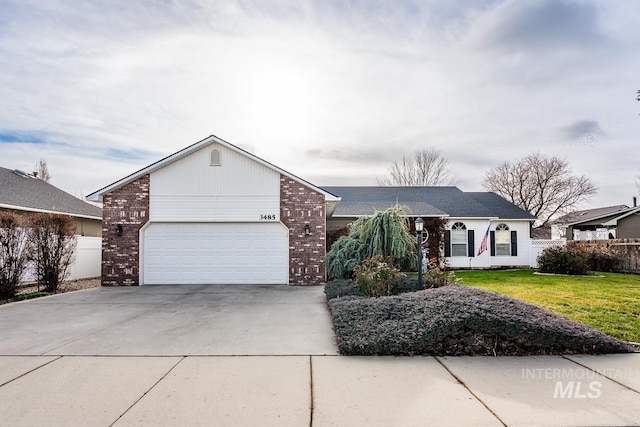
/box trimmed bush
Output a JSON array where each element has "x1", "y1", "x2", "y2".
[
  {"x1": 537, "y1": 245, "x2": 589, "y2": 275},
  {"x1": 325, "y1": 279, "x2": 367, "y2": 300},
  {"x1": 325, "y1": 276, "x2": 452, "y2": 302},
  {"x1": 327, "y1": 286, "x2": 633, "y2": 356},
  {"x1": 583, "y1": 244, "x2": 622, "y2": 272}
]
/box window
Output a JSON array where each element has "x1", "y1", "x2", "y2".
[
  {"x1": 495, "y1": 223, "x2": 510, "y2": 256},
  {"x1": 210, "y1": 149, "x2": 221, "y2": 166},
  {"x1": 451, "y1": 222, "x2": 467, "y2": 257}
]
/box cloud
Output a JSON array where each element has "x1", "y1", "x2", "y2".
[
  {"x1": 0, "y1": 131, "x2": 47, "y2": 144},
  {"x1": 0, "y1": 0, "x2": 638, "y2": 210},
  {"x1": 469, "y1": 0, "x2": 605, "y2": 53},
  {"x1": 561, "y1": 120, "x2": 604, "y2": 144}
]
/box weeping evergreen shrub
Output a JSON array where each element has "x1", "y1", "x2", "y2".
[
  {"x1": 325, "y1": 236, "x2": 367, "y2": 279},
  {"x1": 325, "y1": 205, "x2": 416, "y2": 279}
]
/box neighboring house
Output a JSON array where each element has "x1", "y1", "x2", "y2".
[
  {"x1": 0, "y1": 166, "x2": 102, "y2": 236},
  {"x1": 564, "y1": 204, "x2": 640, "y2": 241},
  {"x1": 87, "y1": 135, "x2": 340, "y2": 286},
  {"x1": 322, "y1": 186, "x2": 536, "y2": 269},
  {"x1": 550, "y1": 205, "x2": 630, "y2": 240}
]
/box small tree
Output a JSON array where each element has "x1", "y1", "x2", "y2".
[
  {"x1": 27, "y1": 213, "x2": 77, "y2": 292},
  {"x1": 0, "y1": 212, "x2": 31, "y2": 298},
  {"x1": 34, "y1": 158, "x2": 52, "y2": 183}
]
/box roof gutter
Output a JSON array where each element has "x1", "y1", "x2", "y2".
[{"x1": 0, "y1": 203, "x2": 102, "y2": 221}]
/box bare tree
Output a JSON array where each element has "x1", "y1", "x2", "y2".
[
  {"x1": 378, "y1": 148, "x2": 451, "y2": 186},
  {"x1": 0, "y1": 212, "x2": 31, "y2": 298},
  {"x1": 34, "y1": 158, "x2": 51, "y2": 182},
  {"x1": 27, "y1": 213, "x2": 76, "y2": 292},
  {"x1": 483, "y1": 153, "x2": 596, "y2": 228}
]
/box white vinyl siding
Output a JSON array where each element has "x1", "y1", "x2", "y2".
[
  {"x1": 150, "y1": 142, "x2": 280, "y2": 222},
  {"x1": 142, "y1": 222, "x2": 288, "y2": 285},
  {"x1": 150, "y1": 195, "x2": 279, "y2": 222}
]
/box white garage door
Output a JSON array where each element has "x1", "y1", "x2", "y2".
[{"x1": 142, "y1": 223, "x2": 289, "y2": 285}]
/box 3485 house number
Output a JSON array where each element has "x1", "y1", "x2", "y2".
[{"x1": 259, "y1": 214, "x2": 277, "y2": 220}]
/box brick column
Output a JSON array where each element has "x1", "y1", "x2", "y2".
[
  {"x1": 101, "y1": 175, "x2": 150, "y2": 286},
  {"x1": 280, "y1": 176, "x2": 326, "y2": 285}
]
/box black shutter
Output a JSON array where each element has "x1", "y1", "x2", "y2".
[
  {"x1": 468, "y1": 230, "x2": 475, "y2": 257},
  {"x1": 490, "y1": 231, "x2": 496, "y2": 256},
  {"x1": 444, "y1": 230, "x2": 451, "y2": 257},
  {"x1": 511, "y1": 230, "x2": 518, "y2": 256}
]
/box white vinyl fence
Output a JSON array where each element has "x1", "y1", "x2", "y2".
[
  {"x1": 67, "y1": 236, "x2": 102, "y2": 280},
  {"x1": 573, "y1": 229, "x2": 612, "y2": 241},
  {"x1": 23, "y1": 236, "x2": 102, "y2": 282},
  {"x1": 529, "y1": 239, "x2": 566, "y2": 268}
]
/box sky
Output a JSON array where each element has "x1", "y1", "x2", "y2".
[{"x1": 1, "y1": 0, "x2": 639, "y2": 208}]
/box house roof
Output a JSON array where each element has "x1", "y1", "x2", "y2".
[
  {"x1": 0, "y1": 167, "x2": 102, "y2": 220},
  {"x1": 565, "y1": 206, "x2": 638, "y2": 228},
  {"x1": 553, "y1": 205, "x2": 630, "y2": 226},
  {"x1": 321, "y1": 186, "x2": 536, "y2": 220},
  {"x1": 87, "y1": 135, "x2": 340, "y2": 204},
  {"x1": 602, "y1": 207, "x2": 640, "y2": 226}
]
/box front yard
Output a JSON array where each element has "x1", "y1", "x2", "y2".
[{"x1": 457, "y1": 270, "x2": 640, "y2": 343}]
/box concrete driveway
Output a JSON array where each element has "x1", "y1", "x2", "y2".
[
  {"x1": 2, "y1": 286, "x2": 640, "y2": 426},
  {"x1": 0, "y1": 284, "x2": 337, "y2": 356}
]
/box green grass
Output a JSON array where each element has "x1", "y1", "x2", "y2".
[
  {"x1": 11, "y1": 292, "x2": 50, "y2": 302},
  {"x1": 456, "y1": 269, "x2": 640, "y2": 343}
]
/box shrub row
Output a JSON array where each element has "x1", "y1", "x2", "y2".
[
  {"x1": 326, "y1": 283, "x2": 632, "y2": 356},
  {"x1": 0, "y1": 211, "x2": 76, "y2": 298},
  {"x1": 538, "y1": 244, "x2": 623, "y2": 275},
  {"x1": 325, "y1": 274, "x2": 448, "y2": 301}
]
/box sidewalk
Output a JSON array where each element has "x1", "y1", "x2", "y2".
[{"x1": 1, "y1": 353, "x2": 639, "y2": 426}]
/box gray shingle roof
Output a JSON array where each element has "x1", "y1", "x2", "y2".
[
  {"x1": 321, "y1": 186, "x2": 536, "y2": 220},
  {"x1": 553, "y1": 205, "x2": 630, "y2": 226},
  {"x1": 0, "y1": 167, "x2": 102, "y2": 219},
  {"x1": 465, "y1": 192, "x2": 537, "y2": 220}
]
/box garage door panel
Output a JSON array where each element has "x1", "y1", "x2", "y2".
[{"x1": 143, "y1": 223, "x2": 288, "y2": 285}]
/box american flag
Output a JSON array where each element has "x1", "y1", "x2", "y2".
[{"x1": 477, "y1": 224, "x2": 490, "y2": 256}]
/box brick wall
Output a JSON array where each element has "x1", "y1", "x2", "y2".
[
  {"x1": 101, "y1": 175, "x2": 150, "y2": 286},
  {"x1": 280, "y1": 175, "x2": 326, "y2": 285}
]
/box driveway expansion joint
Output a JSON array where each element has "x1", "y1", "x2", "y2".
[
  {"x1": 435, "y1": 356, "x2": 508, "y2": 427},
  {"x1": 0, "y1": 356, "x2": 63, "y2": 388},
  {"x1": 562, "y1": 355, "x2": 640, "y2": 396},
  {"x1": 109, "y1": 356, "x2": 186, "y2": 427}
]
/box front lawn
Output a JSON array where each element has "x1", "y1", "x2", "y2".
[{"x1": 457, "y1": 270, "x2": 640, "y2": 343}]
